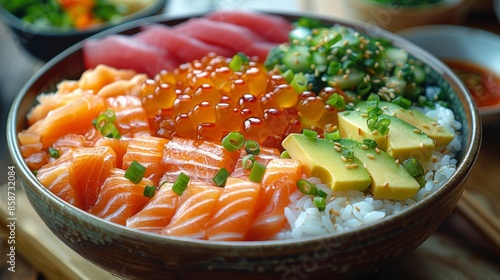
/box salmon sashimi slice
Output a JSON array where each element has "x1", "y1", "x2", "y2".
[
  {"x1": 160, "y1": 137, "x2": 240, "y2": 185},
  {"x1": 72, "y1": 146, "x2": 117, "y2": 210},
  {"x1": 89, "y1": 168, "x2": 153, "y2": 225},
  {"x1": 161, "y1": 184, "x2": 222, "y2": 239},
  {"x1": 205, "y1": 177, "x2": 261, "y2": 241},
  {"x1": 52, "y1": 133, "x2": 93, "y2": 156},
  {"x1": 26, "y1": 90, "x2": 86, "y2": 126},
  {"x1": 94, "y1": 137, "x2": 128, "y2": 168},
  {"x1": 78, "y1": 64, "x2": 137, "y2": 94},
  {"x1": 33, "y1": 94, "x2": 107, "y2": 148},
  {"x1": 126, "y1": 183, "x2": 178, "y2": 233},
  {"x1": 245, "y1": 158, "x2": 302, "y2": 241},
  {"x1": 122, "y1": 135, "x2": 169, "y2": 185},
  {"x1": 96, "y1": 73, "x2": 147, "y2": 98},
  {"x1": 106, "y1": 95, "x2": 151, "y2": 138},
  {"x1": 230, "y1": 146, "x2": 281, "y2": 179},
  {"x1": 36, "y1": 152, "x2": 84, "y2": 209}
]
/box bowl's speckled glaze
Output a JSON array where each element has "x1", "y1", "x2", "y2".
[{"x1": 7, "y1": 12, "x2": 481, "y2": 279}]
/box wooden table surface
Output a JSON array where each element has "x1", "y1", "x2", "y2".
[{"x1": 1, "y1": 0, "x2": 500, "y2": 279}]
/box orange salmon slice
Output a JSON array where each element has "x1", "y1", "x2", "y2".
[
  {"x1": 160, "y1": 137, "x2": 239, "y2": 185},
  {"x1": 245, "y1": 158, "x2": 302, "y2": 241},
  {"x1": 122, "y1": 135, "x2": 169, "y2": 185},
  {"x1": 230, "y1": 146, "x2": 280, "y2": 179},
  {"x1": 72, "y1": 146, "x2": 117, "y2": 210},
  {"x1": 126, "y1": 183, "x2": 178, "y2": 233},
  {"x1": 161, "y1": 184, "x2": 222, "y2": 239},
  {"x1": 36, "y1": 152, "x2": 83, "y2": 209},
  {"x1": 205, "y1": 177, "x2": 261, "y2": 241},
  {"x1": 89, "y1": 168, "x2": 153, "y2": 225}
]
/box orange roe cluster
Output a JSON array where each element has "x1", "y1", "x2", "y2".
[{"x1": 140, "y1": 53, "x2": 346, "y2": 150}]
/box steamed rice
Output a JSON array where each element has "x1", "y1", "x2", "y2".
[{"x1": 274, "y1": 104, "x2": 461, "y2": 240}]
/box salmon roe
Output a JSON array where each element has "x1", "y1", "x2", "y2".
[{"x1": 144, "y1": 53, "x2": 345, "y2": 150}]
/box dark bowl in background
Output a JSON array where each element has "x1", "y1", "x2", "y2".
[{"x1": 0, "y1": 0, "x2": 167, "y2": 61}]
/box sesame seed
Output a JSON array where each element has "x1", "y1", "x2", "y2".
[
  {"x1": 345, "y1": 163, "x2": 359, "y2": 169},
  {"x1": 361, "y1": 145, "x2": 369, "y2": 150},
  {"x1": 341, "y1": 155, "x2": 348, "y2": 162},
  {"x1": 358, "y1": 128, "x2": 363, "y2": 136},
  {"x1": 383, "y1": 181, "x2": 389, "y2": 188},
  {"x1": 395, "y1": 159, "x2": 400, "y2": 164},
  {"x1": 367, "y1": 153, "x2": 375, "y2": 159},
  {"x1": 419, "y1": 143, "x2": 425, "y2": 148},
  {"x1": 354, "y1": 206, "x2": 360, "y2": 212},
  {"x1": 413, "y1": 129, "x2": 422, "y2": 134},
  {"x1": 334, "y1": 146, "x2": 341, "y2": 152},
  {"x1": 371, "y1": 130, "x2": 379, "y2": 135},
  {"x1": 343, "y1": 74, "x2": 349, "y2": 80},
  {"x1": 432, "y1": 121, "x2": 439, "y2": 126},
  {"x1": 334, "y1": 141, "x2": 341, "y2": 147},
  {"x1": 360, "y1": 113, "x2": 369, "y2": 117},
  {"x1": 422, "y1": 124, "x2": 430, "y2": 129}
]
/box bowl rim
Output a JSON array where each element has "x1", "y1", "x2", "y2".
[
  {"x1": 398, "y1": 24, "x2": 500, "y2": 117},
  {"x1": 7, "y1": 11, "x2": 482, "y2": 250},
  {"x1": 0, "y1": 0, "x2": 166, "y2": 36}
]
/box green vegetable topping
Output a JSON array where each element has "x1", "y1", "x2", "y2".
[
  {"x1": 172, "y1": 173, "x2": 190, "y2": 195},
  {"x1": 212, "y1": 168, "x2": 230, "y2": 187},
  {"x1": 222, "y1": 132, "x2": 245, "y2": 152},
  {"x1": 124, "y1": 160, "x2": 146, "y2": 184},
  {"x1": 248, "y1": 162, "x2": 266, "y2": 183},
  {"x1": 48, "y1": 147, "x2": 60, "y2": 159},
  {"x1": 143, "y1": 185, "x2": 156, "y2": 198}
]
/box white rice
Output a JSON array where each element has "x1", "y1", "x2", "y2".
[{"x1": 273, "y1": 104, "x2": 461, "y2": 240}]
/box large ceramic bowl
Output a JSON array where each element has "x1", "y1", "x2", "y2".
[
  {"x1": 399, "y1": 25, "x2": 500, "y2": 125},
  {"x1": 7, "y1": 12, "x2": 481, "y2": 279},
  {"x1": 0, "y1": 0, "x2": 167, "y2": 61}
]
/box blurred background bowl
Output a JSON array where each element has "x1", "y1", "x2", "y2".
[
  {"x1": 344, "y1": 0, "x2": 471, "y2": 32},
  {"x1": 0, "y1": 0, "x2": 167, "y2": 62},
  {"x1": 399, "y1": 25, "x2": 500, "y2": 125},
  {"x1": 7, "y1": 12, "x2": 481, "y2": 279}
]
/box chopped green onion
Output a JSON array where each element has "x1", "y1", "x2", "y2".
[
  {"x1": 245, "y1": 140, "x2": 261, "y2": 155},
  {"x1": 342, "y1": 148, "x2": 354, "y2": 160},
  {"x1": 367, "y1": 116, "x2": 378, "y2": 131},
  {"x1": 283, "y1": 69, "x2": 294, "y2": 84},
  {"x1": 103, "y1": 109, "x2": 117, "y2": 123},
  {"x1": 363, "y1": 139, "x2": 378, "y2": 148},
  {"x1": 94, "y1": 113, "x2": 109, "y2": 131},
  {"x1": 143, "y1": 185, "x2": 156, "y2": 198},
  {"x1": 317, "y1": 189, "x2": 328, "y2": 199},
  {"x1": 229, "y1": 52, "x2": 250, "y2": 72},
  {"x1": 280, "y1": 151, "x2": 290, "y2": 158},
  {"x1": 377, "y1": 118, "x2": 391, "y2": 136},
  {"x1": 324, "y1": 130, "x2": 341, "y2": 142},
  {"x1": 367, "y1": 93, "x2": 380, "y2": 102},
  {"x1": 33, "y1": 170, "x2": 38, "y2": 176},
  {"x1": 357, "y1": 81, "x2": 371, "y2": 96},
  {"x1": 367, "y1": 106, "x2": 383, "y2": 117},
  {"x1": 124, "y1": 160, "x2": 146, "y2": 184},
  {"x1": 391, "y1": 96, "x2": 412, "y2": 109},
  {"x1": 296, "y1": 179, "x2": 318, "y2": 196},
  {"x1": 303, "y1": 129, "x2": 318, "y2": 140},
  {"x1": 326, "y1": 93, "x2": 346, "y2": 110},
  {"x1": 248, "y1": 162, "x2": 266, "y2": 183},
  {"x1": 290, "y1": 72, "x2": 308, "y2": 93},
  {"x1": 242, "y1": 154, "x2": 256, "y2": 169},
  {"x1": 222, "y1": 132, "x2": 245, "y2": 152},
  {"x1": 212, "y1": 168, "x2": 230, "y2": 187},
  {"x1": 48, "y1": 147, "x2": 60, "y2": 159},
  {"x1": 313, "y1": 196, "x2": 326, "y2": 211},
  {"x1": 172, "y1": 173, "x2": 190, "y2": 195},
  {"x1": 402, "y1": 157, "x2": 425, "y2": 178},
  {"x1": 326, "y1": 61, "x2": 341, "y2": 76},
  {"x1": 101, "y1": 122, "x2": 121, "y2": 139}
]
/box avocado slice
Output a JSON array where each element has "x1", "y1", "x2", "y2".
[
  {"x1": 354, "y1": 101, "x2": 455, "y2": 147},
  {"x1": 338, "y1": 138, "x2": 420, "y2": 200},
  {"x1": 337, "y1": 110, "x2": 435, "y2": 163},
  {"x1": 282, "y1": 133, "x2": 371, "y2": 192}
]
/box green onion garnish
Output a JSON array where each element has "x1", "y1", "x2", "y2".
[
  {"x1": 245, "y1": 140, "x2": 260, "y2": 155},
  {"x1": 377, "y1": 118, "x2": 391, "y2": 136},
  {"x1": 363, "y1": 139, "x2": 378, "y2": 148},
  {"x1": 391, "y1": 96, "x2": 412, "y2": 109},
  {"x1": 324, "y1": 130, "x2": 341, "y2": 142},
  {"x1": 143, "y1": 185, "x2": 156, "y2": 198},
  {"x1": 326, "y1": 93, "x2": 346, "y2": 110},
  {"x1": 402, "y1": 157, "x2": 425, "y2": 178},
  {"x1": 212, "y1": 168, "x2": 230, "y2": 187},
  {"x1": 317, "y1": 189, "x2": 328, "y2": 199},
  {"x1": 342, "y1": 148, "x2": 354, "y2": 160},
  {"x1": 172, "y1": 173, "x2": 190, "y2": 195},
  {"x1": 103, "y1": 109, "x2": 117, "y2": 123},
  {"x1": 93, "y1": 109, "x2": 121, "y2": 139},
  {"x1": 313, "y1": 196, "x2": 326, "y2": 211},
  {"x1": 296, "y1": 179, "x2": 318, "y2": 196},
  {"x1": 124, "y1": 160, "x2": 146, "y2": 184},
  {"x1": 248, "y1": 162, "x2": 266, "y2": 183},
  {"x1": 100, "y1": 123, "x2": 121, "y2": 139},
  {"x1": 222, "y1": 132, "x2": 245, "y2": 152},
  {"x1": 229, "y1": 52, "x2": 250, "y2": 72},
  {"x1": 48, "y1": 147, "x2": 60, "y2": 159},
  {"x1": 303, "y1": 129, "x2": 318, "y2": 140},
  {"x1": 326, "y1": 61, "x2": 341, "y2": 76},
  {"x1": 94, "y1": 113, "x2": 109, "y2": 131},
  {"x1": 242, "y1": 154, "x2": 256, "y2": 169}
]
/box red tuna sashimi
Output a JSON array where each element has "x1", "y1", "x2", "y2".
[
  {"x1": 122, "y1": 135, "x2": 169, "y2": 185},
  {"x1": 126, "y1": 183, "x2": 178, "y2": 233},
  {"x1": 161, "y1": 184, "x2": 222, "y2": 239},
  {"x1": 205, "y1": 177, "x2": 261, "y2": 241},
  {"x1": 83, "y1": 35, "x2": 181, "y2": 77},
  {"x1": 72, "y1": 146, "x2": 117, "y2": 210},
  {"x1": 36, "y1": 152, "x2": 83, "y2": 209},
  {"x1": 160, "y1": 137, "x2": 240, "y2": 185},
  {"x1": 205, "y1": 10, "x2": 293, "y2": 43},
  {"x1": 245, "y1": 158, "x2": 302, "y2": 241},
  {"x1": 173, "y1": 18, "x2": 275, "y2": 60},
  {"x1": 89, "y1": 168, "x2": 153, "y2": 225},
  {"x1": 135, "y1": 24, "x2": 234, "y2": 63}
]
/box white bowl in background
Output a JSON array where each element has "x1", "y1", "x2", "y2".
[{"x1": 398, "y1": 25, "x2": 500, "y2": 125}]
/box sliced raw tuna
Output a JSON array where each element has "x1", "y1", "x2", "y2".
[
  {"x1": 135, "y1": 24, "x2": 234, "y2": 63},
  {"x1": 205, "y1": 10, "x2": 293, "y2": 43},
  {"x1": 83, "y1": 35, "x2": 180, "y2": 77}
]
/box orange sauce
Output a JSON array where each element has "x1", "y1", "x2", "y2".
[{"x1": 445, "y1": 59, "x2": 500, "y2": 107}]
